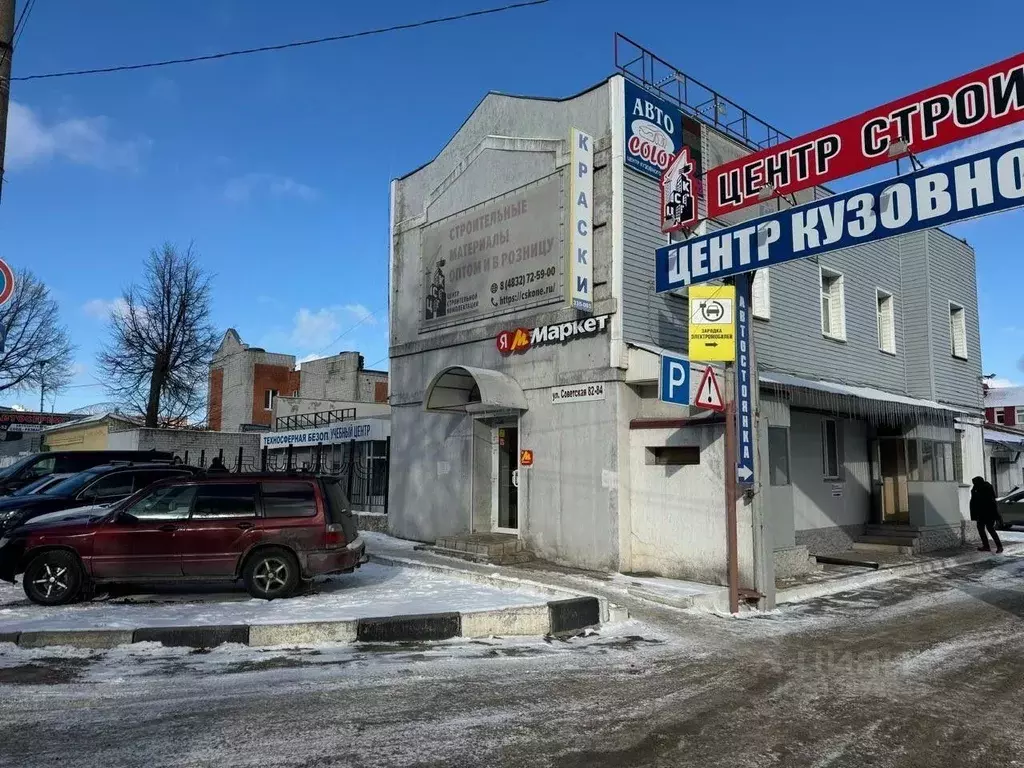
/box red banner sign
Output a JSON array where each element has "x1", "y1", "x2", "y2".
[{"x1": 706, "y1": 52, "x2": 1024, "y2": 219}]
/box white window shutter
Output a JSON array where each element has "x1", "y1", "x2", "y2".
[
  {"x1": 752, "y1": 269, "x2": 770, "y2": 319},
  {"x1": 830, "y1": 276, "x2": 845, "y2": 339}
]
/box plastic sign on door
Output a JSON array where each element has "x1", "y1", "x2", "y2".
[
  {"x1": 694, "y1": 366, "x2": 725, "y2": 412},
  {"x1": 658, "y1": 352, "x2": 690, "y2": 406},
  {"x1": 688, "y1": 285, "x2": 736, "y2": 361}
]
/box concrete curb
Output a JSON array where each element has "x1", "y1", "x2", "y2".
[
  {"x1": 0, "y1": 595, "x2": 604, "y2": 651},
  {"x1": 368, "y1": 552, "x2": 611, "y2": 623},
  {"x1": 776, "y1": 544, "x2": 1024, "y2": 605}
]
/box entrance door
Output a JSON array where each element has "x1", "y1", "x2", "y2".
[
  {"x1": 492, "y1": 424, "x2": 519, "y2": 533},
  {"x1": 878, "y1": 438, "x2": 910, "y2": 524}
]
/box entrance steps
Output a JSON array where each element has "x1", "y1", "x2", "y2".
[
  {"x1": 419, "y1": 533, "x2": 535, "y2": 566},
  {"x1": 852, "y1": 525, "x2": 921, "y2": 555}
]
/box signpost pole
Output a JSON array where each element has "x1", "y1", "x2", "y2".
[{"x1": 723, "y1": 362, "x2": 740, "y2": 615}]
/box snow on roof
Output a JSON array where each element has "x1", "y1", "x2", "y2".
[
  {"x1": 759, "y1": 370, "x2": 965, "y2": 414},
  {"x1": 42, "y1": 411, "x2": 140, "y2": 432},
  {"x1": 984, "y1": 385, "x2": 1024, "y2": 408},
  {"x1": 984, "y1": 427, "x2": 1024, "y2": 445}
]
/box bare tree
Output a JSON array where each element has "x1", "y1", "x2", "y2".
[
  {"x1": 98, "y1": 243, "x2": 218, "y2": 427},
  {"x1": 0, "y1": 269, "x2": 74, "y2": 399}
]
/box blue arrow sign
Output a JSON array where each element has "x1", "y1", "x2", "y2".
[
  {"x1": 656, "y1": 137, "x2": 1024, "y2": 291},
  {"x1": 735, "y1": 273, "x2": 754, "y2": 485}
]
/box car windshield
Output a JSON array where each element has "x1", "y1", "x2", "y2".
[
  {"x1": 0, "y1": 455, "x2": 39, "y2": 480},
  {"x1": 998, "y1": 486, "x2": 1024, "y2": 503},
  {"x1": 40, "y1": 470, "x2": 105, "y2": 497},
  {"x1": 11, "y1": 474, "x2": 67, "y2": 496}
]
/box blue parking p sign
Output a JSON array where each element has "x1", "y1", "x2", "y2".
[{"x1": 659, "y1": 352, "x2": 690, "y2": 406}]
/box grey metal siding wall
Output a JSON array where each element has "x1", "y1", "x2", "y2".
[
  {"x1": 925, "y1": 230, "x2": 983, "y2": 409},
  {"x1": 621, "y1": 168, "x2": 687, "y2": 351},
  {"x1": 899, "y1": 232, "x2": 934, "y2": 401},
  {"x1": 753, "y1": 239, "x2": 907, "y2": 392}
]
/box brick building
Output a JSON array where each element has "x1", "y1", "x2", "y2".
[
  {"x1": 984, "y1": 385, "x2": 1024, "y2": 427},
  {"x1": 207, "y1": 329, "x2": 388, "y2": 432}
]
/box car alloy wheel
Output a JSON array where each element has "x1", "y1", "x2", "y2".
[
  {"x1": 32, "y1": 563, "x2": 70, "y2": 601},
  {"x1": 253, "y1": 557, "x2": 290, "y2": 596},
  {"x1": 23, "y1": 550, "x2": 83, "y2": 606}
]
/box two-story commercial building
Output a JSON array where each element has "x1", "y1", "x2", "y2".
[{"x1": 388, "y1": 43, "x2": 987, "y2": 597}]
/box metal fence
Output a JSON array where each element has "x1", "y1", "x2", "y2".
[
  {"x1": 175, "y1": 439, "x2": 391, "y2": 513},
  {"x1": 274, "y1": 409, "x2": 356, "y2": 431}
]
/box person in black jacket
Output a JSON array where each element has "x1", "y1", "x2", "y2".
[{"x1": 970, "y1": 476, "x2": 1003, "y2": 553}]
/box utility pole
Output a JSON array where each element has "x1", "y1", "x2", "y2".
[
  {"x1": 0, "y1": 1, "x2": 15, "y2": 204},
  {"x1": 38, "y1": 358, "x2": 47, "y2": 412}
]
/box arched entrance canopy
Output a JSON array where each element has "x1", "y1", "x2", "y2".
[{"x1": 424, "y1": 366, "x2": 528, "y2": 414}]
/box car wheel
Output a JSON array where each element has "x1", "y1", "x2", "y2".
[
  {"x1": 23, "y1": 551, "x2": 83, "y2": 606},
  {"x1": 244, "y1": 548, "x2": 299, "y2": 600}
]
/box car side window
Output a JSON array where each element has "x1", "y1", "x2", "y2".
[
  {"x1": 261, "y1": 481, "x2": 317, "y2": 518},
  {"x1": 193, "y1": 483, "x2": 258, "y2": 519},
  {"x1": 84, "y1": 472, "x2": 134, "y2": 500},
  {"x1": 131, "y1": 470, "x2": 190, "y2": 494},
  {"x1": 125, "y1": 485, "x2": 196, "y2": 521},
  {"x1": 27, "y1": 456, "x2": 56, "y2": 478}
]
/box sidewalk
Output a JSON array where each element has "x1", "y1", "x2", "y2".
[
  {"x1": 364, "y1": 532, "x2": 731, "y2": 617},
  {"x1": 776, "y1": 530, "x2": 1024, "y2": 604}
]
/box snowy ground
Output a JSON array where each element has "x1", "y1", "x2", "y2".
[
  {"x1": 1, "y1": 556, "x2": 1024, "y2": 767},
  {"x1": 0, "y1": 562, "x2": 552, "y2": 632}
]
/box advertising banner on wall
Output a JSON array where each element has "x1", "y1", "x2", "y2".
[
  {"x1": 421, "y1": 176, "x2": 564, "y2": 331},
  {"x1": 624, "y1": 79, "x2": 703, "y2": 183},
  {"x1": 705, "y1": 52, "x2": 1024, "y2": 219},
  {"x1": 568, "y1": 128, "x2": 594, "y2": 312},
  {"x1": 656, "y1": 137, "x2": 1024, "y2": 291}
]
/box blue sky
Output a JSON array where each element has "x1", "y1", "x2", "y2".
[{"x1": 2, "y1": 0, "x2": 1022, "y2": 411}]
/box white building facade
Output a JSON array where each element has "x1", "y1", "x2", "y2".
[{"x1": 388, "y1": 52, "x2": 986, "y2": 597}]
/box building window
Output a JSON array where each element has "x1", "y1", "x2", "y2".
[
  {"x1": 996, "y1": 409, "x2": 1006, "y2": 425},
  {"x1": 949, "y1": 302, "x2": 967, "y2": 359},
  {"x1": 1015, "y1": 407, "x2": 1024, "y2": 424},
  {"x1": 822, "y1": 419, "x2": 840, "y2": 479},
  {"x1": 820, "y1": 267, "x2": 846, "y2": 340},
  {"x1": 264, "y1": 389, "x2": 278, "y2": 411},
  {"x1": 646, "y1": 446, "x2": 700, "y2": 466},
  {"x1": 876, "y1": 289, "x2": 896, "y2": 354},
  {"x1": 768, "y1": 427, "x2": 790, "y2": 486},
  {"x1": 953, "y1": 430, "x2": 965, "y2": 485},
  {"x1": 752, "y1": 269, "x2": 770, "y2": 320}
]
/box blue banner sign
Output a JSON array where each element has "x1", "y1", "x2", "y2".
[
  {"x1": 656, "y1": 138, "x2": 1024, "y2": 291},
  {"x1": 735, "y1": 274, "x2": 754, "y2": 485},
  {"x1": 624, "y1": 79, "x2": 684, "y2": 180}
]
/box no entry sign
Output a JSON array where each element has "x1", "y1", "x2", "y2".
[
  {"x1": 705, "y1": 52, "x2": 1024, "y2": 219},
  {"x1": 0, "y1": 260, "x2": 13, "y2": 306}
]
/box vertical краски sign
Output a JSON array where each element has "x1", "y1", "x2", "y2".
[{"x1": 705, "y1": 52, "x2": 1024, "y2": 219}]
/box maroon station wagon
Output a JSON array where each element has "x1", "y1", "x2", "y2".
[{"x1": 0, "y1": 474, "x2": 366, "y2": 605}]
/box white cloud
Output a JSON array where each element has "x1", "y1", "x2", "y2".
[
  {"x1": 922, "y1": 123, "x2": 1024, "y2": 167},
  {"x1": 223, "y1": 173, "x2": 318, "y2": 203},
  {"x1": 343, "y1": 303, "x2": 377, "y2": 326},
  {"x1": 290, "y1": 307, "x2": 340, "y2": 349},
  {"x1": 70, "y1": 362, "x2": 89, "y2": 377},
  {"x1": 83, "y1": 297, "x2": 129, "y2": 320},
  {"x1": 987, "y1": 377, "x2": 1019, "y2": 388},
  {"x1": 6, "y1": 101, "x2": 150, "y2": 172}
]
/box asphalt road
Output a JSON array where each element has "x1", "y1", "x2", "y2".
[{"x1": 1, "y1": 557, "x2": 1023, "y2": 768}]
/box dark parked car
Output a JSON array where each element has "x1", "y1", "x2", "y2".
[
  {"x1": 996, "y1": 486, "x2": 1024, "y2": 529},
  {"x1": 0, "y1": 450, "x2": 175, "y2": 495},
  {"x1": 0, "y1": 473, "x2": 365, "y2": 604},
  {"x1": 0, "y1": 463, "x2": 194, "y2": 535},
  {"x1": 9, "y1": 473, "x2": 73, "y2": 496}
]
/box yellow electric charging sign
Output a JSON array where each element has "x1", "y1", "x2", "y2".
[{"x1": 688, "y1": 285, "x2": 736, "y2": 362}]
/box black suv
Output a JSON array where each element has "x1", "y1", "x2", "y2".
[
  {"x1": 0, "y1": 450, "x2": 174, "y2": 495},
  {"x1": 0, "y1": 462, "x2": 195, "y2": 534}
]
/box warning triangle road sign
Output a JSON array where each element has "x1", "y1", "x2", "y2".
[{"x1": 694, "y1": 366, "x2": 725, "y2": 412}]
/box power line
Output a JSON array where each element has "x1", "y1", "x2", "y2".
[
  {"x1": 12, "y1": 0, "x2": 36, "y2": 49},
  {"x1": 313, "y1": 307, "x2": 383, "y2": 355},
  {"x1": 12, "y1": 0, "x2": 550, "y2": 82}
]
